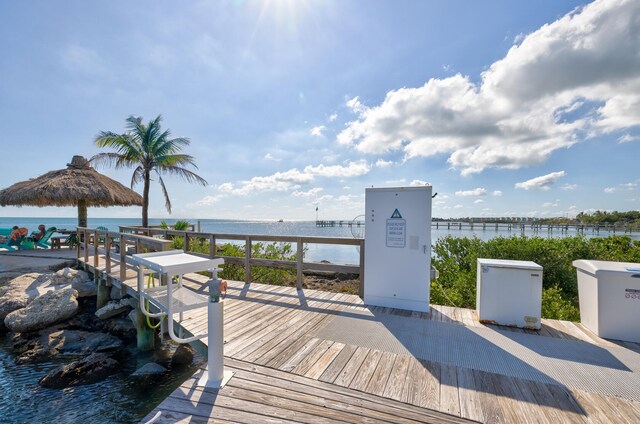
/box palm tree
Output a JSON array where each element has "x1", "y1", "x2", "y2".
[{"x1": 91, "y1": 115, "x2": 207, "y2": 227}]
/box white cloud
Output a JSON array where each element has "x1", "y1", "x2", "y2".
[
  {"x1": 604, "y1": 182, "x2": 637, "y2": 194},
  {"x1": 542, "y1": 201, "x2": 559, "y2": 208},
  {"x1": 455, "y1": 188, "x2": 487, "y2": 197},
  {"x1": 342, "y1": 186, "x2": 351, "y2": 190},
  {"x1": 310, "y1": 125, "x2": 325, "y2": 137},
  {"x1": 618, "y1": 133, "x2": 640, "y2": 143},
  {"x1": 410, "y1": 179, "x2": 429, "y2": 186},
  {"x1": 492, "y1": 190, "x2": 503, "y2": 196},
  {"x1": 292, "y1": 188, "x2": 324, "y2": 198},
  {"x1": 385, "y1": 179, "x2": 406, "y2": 184},
  {"x1": 264, "y1": 153, "x2": 280, "y2": 161},
  {"x1": 220, "y1": 161, "x2": 370, "y2": 195},
  {"x1": 304, "y1": 161, "x2": 370, "y2": 177},
  {"x1": 561, "y1": 183, "x2": 577, "y2": 191},
  {"x1": 193, "y1": 195, "x2": 222, "y2": 206},
  {"x1": 515, "y1": 171, "x2": 566, "y2": 191},
  {"x1": 329, "y1": 113, "x2": 338, "y2": 122},
  {"x1": 346, "y1": 96, "x2": 366, "y2": 114},
  {"x1": 474, "y1": 199, "x2": 484, "y2": 204},
  {"x1": 454, "y1": 204, "x2": 464, "y2": 209},
  {"x1": 217, "y1": 182, "x2": 234, "y2": 192},
  {"x1": 375, "y1": 159, "x2": 393, "y2": 168},
  {"x1": 621, "y1": 182, "x2": 637, "y2": 190},
  {"x1": 337, "y1": 0, "x2": 640, "y2": 175}
]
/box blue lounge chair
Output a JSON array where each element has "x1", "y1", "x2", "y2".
[
  {"x1": 0, "y1": 235, "x2": 26, "y2": 251},
  {"x1": 24, "y1": 226, "x2": 57, "y2": 249}
]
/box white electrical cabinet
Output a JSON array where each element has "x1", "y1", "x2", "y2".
[
  {"x1": 364, "y1": 186, "x2": 432, "y2": 312},
  {"x1": 573, "y1": 260, "x2": 640, "y2": 343},
  {"x1": 476, "y1": 259, "x2": 543, "y2": 329}
]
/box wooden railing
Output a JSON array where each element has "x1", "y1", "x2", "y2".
[{"x1": 78, "y1": 226, "x2": 365, "y2": 296}]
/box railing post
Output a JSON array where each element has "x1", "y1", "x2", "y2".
[
  {"x1": 245, "y1": 236, "x2": 251, "y2": 284},
  {"x1": 184, "y1": 232, "x2": 189, "y2": 252},
  {"x1": 359, "y1": 240, "x2": 365, "y2": 298},
  {"x1": 105, "y1": 233, "x2": 112, "y2": 286},
  {"x1": 76, "y1": 228, "x2": 81, "y2": 259},
  {"x1": 83, "y1": 229, "x2": 89, "y2": 266},
  {"x1": 93, "y1": 230, "x2": 99, "y2": 270},
  {"x1": 296, "y1": 238, "x2": 303, "y2": 290},
  {"x1": 209, "y1": 234, "x2": 216, "y2": 258},
  {"x1": 120, "y1": 235, "x2": 127, "y2": 283}
]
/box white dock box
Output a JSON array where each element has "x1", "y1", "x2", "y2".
[
  {"x1": 573, "y1": 260, "x2": 640, "y2": 343},
  {"x1": 476, "y1": 259, "x2": 543, "y2": 329}
]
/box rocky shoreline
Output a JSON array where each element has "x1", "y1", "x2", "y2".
[{"x1": 0, "y1": 267, "x2": 197, "y2": 390}]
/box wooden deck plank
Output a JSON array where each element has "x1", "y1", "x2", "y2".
[
  {"x1": 304, "y1": 341, "x2": 345, "y2": 380},
  {"x1": 382, "y1": 354, "x2": 412, "y2": 401},
  {"x1": 440, "y1": 363, "x2": 461, "y2": 417},
  {"x1": 333, "y1": 346, "x2": 371, "y2": 388},
  {"x1": 416, "y1": 359, "x2": 441, "y2": 411},
  {"x1": 365, "y1": 351, "x2": 396, "y2": 397},
  {"x1": 349, "y1": 349, "x2": 384, "y2": 392},
  {"x1": 318, "y1": 343, "x2": 358, "y2": 383},
  {"x1": 456, "y1": 367, "x2": 484, "y2": 423}
]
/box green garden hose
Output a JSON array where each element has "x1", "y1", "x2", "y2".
[{"x1": 145, "y1": 273, "x2": 164, "y2": 329}]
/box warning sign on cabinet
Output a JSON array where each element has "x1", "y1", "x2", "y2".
[{"x1": 386, "y1": 209, "x2": 406, "y2": 248}]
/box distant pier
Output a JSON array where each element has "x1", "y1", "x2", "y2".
[
  {"x1": 316, "y1": 220, "x2": 363, "y2": 228},
  {"x1": 316, "y1": 220, "x2": 640, "y2": 234}
]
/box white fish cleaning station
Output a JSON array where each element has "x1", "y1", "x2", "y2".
[
  {"x1": 132, "y1": 250, "x2": 234, "y2": 388},
  {"x1": 364, "y1": 186, "x2": 433, "y2": 312}
]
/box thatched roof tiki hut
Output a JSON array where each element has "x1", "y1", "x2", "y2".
[{"x1": 0, "y1": 155, "x2": 143, "y2": 227}]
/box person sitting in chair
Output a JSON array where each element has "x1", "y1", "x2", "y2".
[
  {"x1": 32, "y1": 224, "x2": 46, "y2": 241},
  {"x1": 0, "y1": 226, "x2": 28, "y2": 243}
]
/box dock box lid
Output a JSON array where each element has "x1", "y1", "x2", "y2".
[
  {"x1": 477, "y1": 258, "x2": 542, "y2": 271},
  {"x1": 573, "y1": 259, "x2": 640, "y2": 276}
]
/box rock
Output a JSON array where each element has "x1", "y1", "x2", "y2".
[
  {"x1": 39, "y1": 353, "x2": 119, "y2": 388},
  {"x1": 110, "y1": 286, "x2": 123, "y2": 300},
  {"x1": 0, "y1": 273, "x2": 43, "y2": 330},
  {"x1": 14, "y1": 329, "x2": 124, "y2": 363},
  {"x1": 71, "y1": 280, "x2": 97, "y2": 298},
  {"x1": 95, "y1": 299, "x2": 132, "y2": 320},
  {"x1": 49, "y1": 268, "x2": 90, "y2": 287},
  {"x1": 171, "y1": 344, "x2": 195, "y2": 367},
  {"x1": 101, "y1": 318, "x2": 136, "y2": 340},
  {"x1": 132, "y1": 362, "x2": 167, "y2": 377},
  {"x1": 4, "y1": 288, "x2": 78, "y2": 333}
]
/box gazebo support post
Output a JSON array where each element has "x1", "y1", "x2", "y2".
[{"x1": 78, "y1": 199, "x2": 88, "y2": 228}]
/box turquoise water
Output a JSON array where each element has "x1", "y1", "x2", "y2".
[{"x1": 1, "y1": 217, "x2": 638, "y2": 265}]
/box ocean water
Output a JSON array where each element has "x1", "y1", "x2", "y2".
[{"x1": 1, "y1": 217, "x2": 638, "y2": 265}]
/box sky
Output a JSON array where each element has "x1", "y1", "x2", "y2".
[{"x1": 1, "y1": 0, "x2": 639, "y2": 221}]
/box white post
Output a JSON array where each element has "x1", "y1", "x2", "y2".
[{"x1": 198, "y1": 268, "x2": 234, "y2": 389}]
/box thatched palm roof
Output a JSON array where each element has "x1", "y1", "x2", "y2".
[
  {"x1": 0, "y1": 156, "x2": 143, "y2": 228},
  {"x1": 0, "y1": 156, "x2": 143, "y2": 207}
]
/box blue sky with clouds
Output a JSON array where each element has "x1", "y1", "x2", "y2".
[{"x1": 1, "y1": 0, "x2": 639, "y2": 221}]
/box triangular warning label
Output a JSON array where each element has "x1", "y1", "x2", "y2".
[{"x1": 390, "y1": 208, "x2": 403, "y2": 219}]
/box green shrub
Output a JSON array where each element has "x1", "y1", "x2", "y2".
[
  {"x1": 431, "y1": 235, "x2": 640, "y2": 321},
  {"x1": 169, "y1": 237, "x2": 299, "y2": 285}
]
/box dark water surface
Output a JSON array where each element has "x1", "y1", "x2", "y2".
[{"x1": 0, "y1": 335, "x2": 204, "y2": 424}]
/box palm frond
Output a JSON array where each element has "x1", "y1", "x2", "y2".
[
  {"x1": 155, "y1": 154, "x2": 198, "y2": 168},
  {"x1": 90, "y1": 152, "x2": 138, "y2": 170},
  {"x1": 157, "y1": 165, "x2": 208, "y2": 186},
  {"x1": 157, "y1": 172, "x2": 172, "y2": 213},
  {"x1": 130, "y1": 166, "x2": 144, "y2": 188}
]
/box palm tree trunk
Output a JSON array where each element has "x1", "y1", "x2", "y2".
[{"x1": 142, "y1": 170, "x2": 150, "y2": 228}]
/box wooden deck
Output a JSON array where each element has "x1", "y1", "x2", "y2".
[{"x1": 81, "y1": 256, "x2": 640, "y2": 424}]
